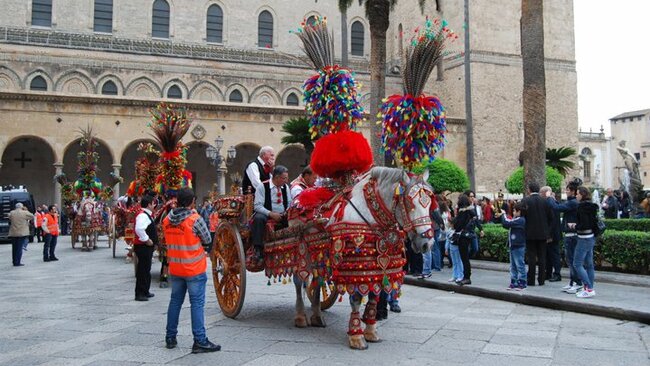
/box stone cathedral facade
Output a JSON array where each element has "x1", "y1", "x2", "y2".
[{"x1": 0, "y1": 0, "x2": 577, "y2": 205}]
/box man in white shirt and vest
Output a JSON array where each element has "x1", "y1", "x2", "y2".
[
  {"x1": 251, "y1": 165, "x2": 292, "y2": 260},
  {"x1": 133, "y1": 195, "x2": 158, "y2": 301},
  {"x1": 242, "y1": 146, "x2": 275, "y2": 194}
]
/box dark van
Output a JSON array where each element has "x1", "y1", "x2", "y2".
[{"x1": 0, "y1": 187, "x2": 36, "y2": 241}]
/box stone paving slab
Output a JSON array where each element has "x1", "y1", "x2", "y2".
[{"x1": 0, "y1": 238, "x2": 649, "y2": 365}]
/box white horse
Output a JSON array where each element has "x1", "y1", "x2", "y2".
[
  {"x1": 290, "y1": 167, "x2": 434, "y2": 350},
  {"x1": 78, "y1": 197, "x2": 100, "y2": 251}
]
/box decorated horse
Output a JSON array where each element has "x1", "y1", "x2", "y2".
[
  {"x1": 289, "y1": 167, "x2": 434, "y2": 349},
  {"x1": 74, "y1": 195, "x2": 103, "y2": 251}
]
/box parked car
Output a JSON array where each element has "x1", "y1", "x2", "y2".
[{"x1": 0, "y1": 186, "x2": 36, "y2": 242}]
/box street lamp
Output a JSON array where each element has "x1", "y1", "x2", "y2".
[{"x1": 205, "y1": 136, "x2": 236, "y2": 195}]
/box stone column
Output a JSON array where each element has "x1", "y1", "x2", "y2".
[
  {"x1": 217, "y1": 166, "x2": 227, "y2": 195},
  {"x1": 54, "y1": 163, "x2": 63, "y2": 208},
  {"x1": 112, "y1": 164, "x2": 122, "y2": 199}
]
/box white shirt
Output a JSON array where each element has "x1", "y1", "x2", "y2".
[
  {"x1": 245, "y1": 157, "x2": 272, "y2": 191},
  {"x1": 135, "y1": 208, "x2": 153, "y2": 242},
  {"x1": 254, "y1": 183, "x2": 292, "y2": 217},
  {"x1": 291, "y1": 184, "x2": 304, "y2": 198}
]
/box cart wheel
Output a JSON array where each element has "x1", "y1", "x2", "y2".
[
  {"x1": 211, "y1": 222, "x2": 246, "y2": 318},
  {"x1": 307, "y1": 279, "x2": 338, "y2": 311}
]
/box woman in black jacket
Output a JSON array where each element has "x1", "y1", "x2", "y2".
[
  {"x1": 452, "y1": 194, "x2": 482, "y2": 285},
  {"x1": 571, "y1": 186, "x2": 599, "y2": 298}
]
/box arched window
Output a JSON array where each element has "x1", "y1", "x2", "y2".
[
  {"x1": 581, "y1": 147, "x2": 592, "y2": 156},
  {"x1": 351, "y1": 21, "x2": 364, "y2": 56},
  {"x1": 167, "y1": 85, "x2": 182, "y2": 99},
  {"x1": 94, "y1": 0, "x2": 113, "y2": 33},
  {"x1": 229, "y1": 89, "x2": 243, "y2": 103},
  {"x1": 152, "y1": 0, "x2": 170, "y2": 38},
  {"x1": 206, "y1": 4, "x2": 223, "y2": 43},
  {"x1": 31, "y1": 0, "x2": 52, "y2": 27},
  {"x1": 258, "y1": 10, "x2": 273, "y2": 48},
  {"x1": 286, "y1": 93, "x2": 299, "y2": 106},
  {"x1": 29, "y1": 76, "x2": 47, "y2": 91},
  {"x1": 306, "y1": 15, "x2": 318, "y2": 26},
  {"x1": 101, "y1": 80, "x2": 118, "y2": 95},
  {"x1": 583, "y1": 161, "x2": 591, "y2": 179}
]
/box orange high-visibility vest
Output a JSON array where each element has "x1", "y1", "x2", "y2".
[
  {"x1": 209, "y1": 211, "x2": 219, "y2": 233},
  {"x1": 35, "y1": 212, "x2": 43, "y2": 227},
  {"x1": 163, "y1": 213, "x2": 206, "y2": 277},
  {"x1": 45, "y1": 213, "x2": 59, "y2": 236}
]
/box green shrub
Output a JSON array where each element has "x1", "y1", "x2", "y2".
[
  {"x1": 603, "y1": 219, "x2": 650, "y2": 232},
  {"x1": 412, "y1": 158, "x2": 470, "y2": 193},
  {"x1": 505, "y1": 166, "x2": 563, "y2": 194},
  {"x1": 477, "y1": 224, "x2": 650, "y2": 274}
]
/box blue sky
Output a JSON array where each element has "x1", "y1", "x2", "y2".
[{"x1": 574, "y1": 0, "x2": 650, "y2": 134}]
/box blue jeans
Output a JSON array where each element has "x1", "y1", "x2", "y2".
[
  {"x1": 43, "y1": 234, "x2": 58, "y2": 260},
  {"x1": 564, "y1": 235, "x2": 582, "y2": 286},
  {"x1": 431, "y1": 229, "x2": 442, "y2": 270},
  {"x1": 449, "y1": 243, "x2": 463, "y2": 280},
  {"x1": 166, "y1": 272, "x2": 208, "y2": 343},
  {"x1": 11, "y1": 236, "x2": 27, "y2": 265},
  {"x1": 509, "y1": 246, "x2": 526, "y2": 285},
  {"x1": 573, "y1": 236, "x2": 595, "y2": 289},
  {"x1": 469, "y1": 236, "x2": 480, "y2": 258}
]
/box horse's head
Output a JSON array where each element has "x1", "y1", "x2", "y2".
[{"x1": 398, "y1": 170, "x2": 435, "y2": 254}]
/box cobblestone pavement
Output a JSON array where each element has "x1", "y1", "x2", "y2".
[{"x1": 1, "y1": 237, "x2": 649, "y2": 366}]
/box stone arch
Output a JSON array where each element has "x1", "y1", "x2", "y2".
[
  {"x1": 229, "y1": 142, "x2": 261, "y2": 190},
  {"x1": 277, "y1": 144, "x2": 308, "y2": 180},
  {"x1": 24, "y1": 70, "x2": 54, "y2": 92},
  {"x1": 282, "y1": 87, "x2": 302, "y2": 106},
  {"x1": 125, "y1": 76, "x2": 162, "y2": 98},
  {"x1": 185, "y1": 141, "x2": 218, "y2": 201},
  {"x1": 96, "y1": 74, "x2": 125, "y2": 95},
  {"x1": 54, "y1": 70, "x2": 94, "y2": 94},
  {"x1": 189, "y1": 80, "x2": 224, "y2": 101},
  {"x1": 0, "y1": 135, "x2": 57, "y2": 204},
  {"x1": 118, "y1": 139, "x2": 160, "y2": 196},
  {"x1": 303, "y1": 11, "x2": 322, "y2": 25},
  {"x1": 250, "y1": 85, "x2": 281, "y2": 105},
  {"x1": 62, "y1": 137, "x2": 115, "y2": 191},
  {"x1": 0, "y1": 66, "x2": 22, "y2": 90},
  {"x1": 162, "y1": 78, "x2": 189, "y2": 99},
  {"x1": 225, "y1": 83, "x2": 249, "y2": 103}
]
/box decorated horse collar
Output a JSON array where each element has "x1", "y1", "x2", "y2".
[{"x1": 362, "y1": 178, "x2": 398, "y2": 229}]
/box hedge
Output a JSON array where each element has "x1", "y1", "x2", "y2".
[
  {"x1": 603, "y1": 219, "x2": 650, "y2": 232},
  {"x1": 477, "y1": 224, "x2": 650, "y2": 274}
]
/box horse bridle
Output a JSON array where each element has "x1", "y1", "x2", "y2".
[{"x1": 396, "y1": 181, "x2": 434, "y2": 239}]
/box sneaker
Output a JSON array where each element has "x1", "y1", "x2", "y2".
[
  {"x1": 192, "y1": 339, "x2": 221, "y2": 353},
  {"x1": 165, "y1": 337, "x2": 177, "y2": 349},
  {"x1": 561, "y1": 283, "x2": 573, "y2": 290},
  {"x1": 565, "y1": 284, "x2": 582, "y2": 294},
  {"x1": 447, "y1": 277, "x2": 456, "y2": 282},
  {"x1": 576, "y1": 289, "x2": 595, "y2": 298},
  {"x1": 389, "y1": 303, "x2": 401, "y2": 313},
  {"x1": 506, "y1": 283, "x2": 517, "y2": 290},
  {"x1": 419, "y1": 273, "x2": 432, "y2": 279}
]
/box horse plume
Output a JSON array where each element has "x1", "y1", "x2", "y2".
[{"x1": 380, "y1": 18, "x2": 457, "y2": 170}]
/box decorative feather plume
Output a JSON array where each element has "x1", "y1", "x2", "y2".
[{"x1": 292, "y1": 16, "x2": 363, "y2": 139}]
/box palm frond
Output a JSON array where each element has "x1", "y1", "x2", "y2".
[
  {"x1": 546, "y1": 147, "x2": 576, "y2": 177},
  {"x1": 281, "y1": 117, "x2": 314, "y2": 149}
]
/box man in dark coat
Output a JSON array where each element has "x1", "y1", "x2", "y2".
[{"x1": 521, "y1": 182, "x2": 554, "y2": 286}]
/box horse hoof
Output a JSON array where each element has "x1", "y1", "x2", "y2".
[
  {"x1": 364, "y1": 324, "x2": 380, "y2": 342},
  {"x1": 348, "y1": 334, "x2": 368, "y2": 350},
  {"x1": 310, "y1": 314, "x2": 327, "y2": 328},
  {"x1": 294, "y1": 314, "x2": 308, "y2": 328}
]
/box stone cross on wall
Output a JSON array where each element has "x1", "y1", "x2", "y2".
[{"x1": 14, "y1": 152, "x2": 32, "y2": 168}]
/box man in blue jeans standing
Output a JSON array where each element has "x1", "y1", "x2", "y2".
[{"x1": 162, "y1": 188, "x2": 220, "y2": 353}]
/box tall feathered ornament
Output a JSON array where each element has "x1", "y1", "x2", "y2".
[
  {"x1": 73, "y1": 125, "x2": 103, "y2": 198},
  {"x1": 292, "y1": 17, "x2": 372, "y2": 179},
  {"x1": 149, "y1": 102, "x2": 193, "y2": 197},
  {"x1": 292, "y1": 16, "x2": 364, "y2": 139},
  {"x1": 127, "y1": 142, "x2": 160, "y2": 197},
  {"x1": 380, "y1": 17, "x2": 458, "y2": 170}
]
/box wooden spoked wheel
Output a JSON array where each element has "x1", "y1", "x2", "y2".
[
  {"x1": 211, "y1": 222, "x2": 247, "y2": 319},
  {"x1": 307, "y1": 279, "x2": 338, "y2": 311}
]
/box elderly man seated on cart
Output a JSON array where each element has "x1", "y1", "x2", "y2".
[{"x1": 251, "y1": 165, "x2": 292, "y2": 261}]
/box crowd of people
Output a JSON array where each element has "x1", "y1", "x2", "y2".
[{"x1": 8, "y1": 203, "x2": 60, "y2": 266}]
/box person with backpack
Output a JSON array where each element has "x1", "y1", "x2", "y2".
[{"x1": 570, "y1": 186, "x2": 599, "y2": 298}]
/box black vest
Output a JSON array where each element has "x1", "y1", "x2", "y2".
[
  {"x1": 263, "y1": 182, "x2": 288, "y2": 212},
  {"x1": 242, "y1": 159, "x2": 270, "y2": 195},
  {"x1": 144, "y1": 211, "x2": 159, "y2": 246}
]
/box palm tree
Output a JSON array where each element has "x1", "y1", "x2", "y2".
[
  {"x1": 280, "y1": 117, "x2": 314, "y2": 162},
  {"x1": 546, "y1": 147, "x2": 576, "y2": 177},
  {"x1": 521, "y1": 0, "x2": 547, "y2": 188},
  {"x1": 338, "y1": 0, "x2": 432, "y2": 166}
]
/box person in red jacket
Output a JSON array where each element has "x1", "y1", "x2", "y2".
[
  {"x1": 162, "y1": 188, "x2": 219, "y2": 353},
  {"x1": 41, "y1": 205, "x2": 59, "y2": 262}
]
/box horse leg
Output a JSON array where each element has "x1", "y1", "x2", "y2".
[
  {"x1": 348, "y1": 293, "x2": 367, "y2": 350},
  {"x1": 293, "y1": 274, "x2": 308, "y2": 328},
  {"x1": 310, "y1": 280, "x2": 326, "y2": 327},
  {"x1": 362, "y1": 292, "x2": 380, "y2": 343}
]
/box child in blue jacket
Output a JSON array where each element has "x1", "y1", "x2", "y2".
[{"x1": 501, "y1": 202, "x2": 527, "y2": 290}]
